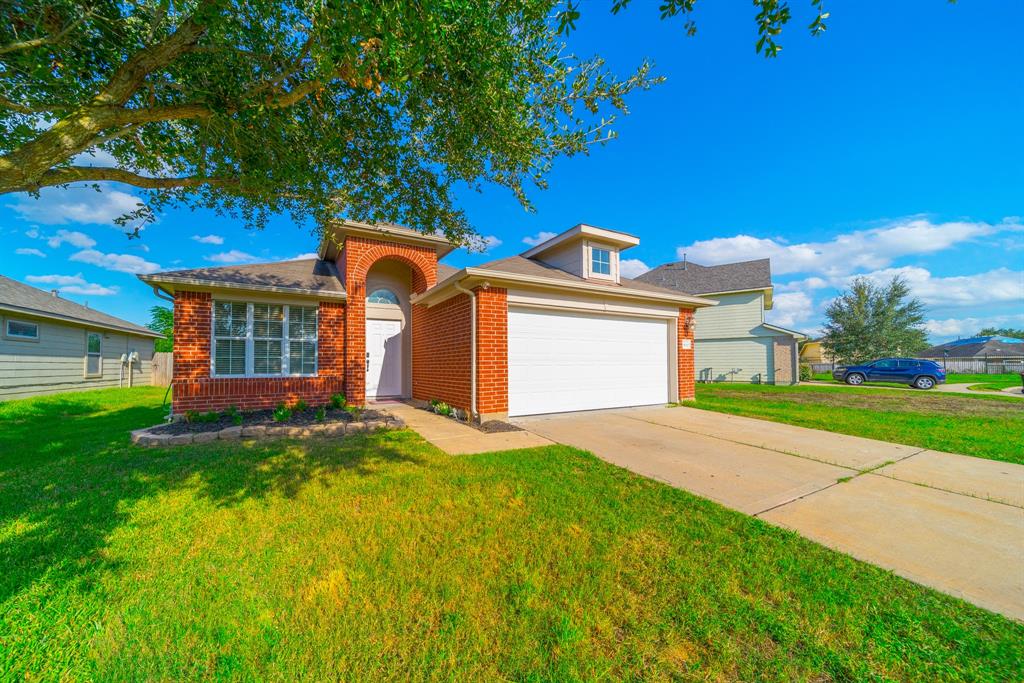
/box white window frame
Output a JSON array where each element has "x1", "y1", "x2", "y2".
[
  {"x1": 85, "y1": 331, "x2": 103, "y2": 378},
  {"x1": 587, "y1": 242, "x2": 616, "y2": 281},
  {"x1": 4, "y1": 318, "x2": 40, "y2": 342},
  {"x1": 211, "y1": 301, "x2": 318, "y2": 378}
]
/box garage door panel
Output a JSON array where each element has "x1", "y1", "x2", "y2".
[{"x1": 508, "y1": 307, "x2": 671, "y2": 416}]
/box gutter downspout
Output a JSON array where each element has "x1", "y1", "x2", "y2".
[
  {"x1": 150, "y1": 285, "x2": 174, "y2": 303},
  {"x1": 452, "y1": 281, "x2": 477, "y2": 422}
]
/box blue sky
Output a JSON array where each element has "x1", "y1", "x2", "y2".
[{"x1": 3, "y1": 0, "x2": 1021, "y2": 340}]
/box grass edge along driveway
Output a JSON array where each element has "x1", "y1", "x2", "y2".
[
  {"x1": 692, "y1": 383, "x2": 1024, "y2": 466},
  {"x1": 0, "y1": 387, "x2": 1022, "y2": 680}
]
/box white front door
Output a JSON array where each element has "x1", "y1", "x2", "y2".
[
  {"x1": 507, "y1": 307, "x2": 672, "y2": 417},
  {"x1": 366, "y1": 319, "x2": 403, "y2": 399}
]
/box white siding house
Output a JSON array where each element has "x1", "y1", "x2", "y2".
[
  {"x1": 635, "y1": 259, "x2": 805, "y2": 384},
  {"x1": 0, "y1": 276, "x2": 161, "y2": 400}
]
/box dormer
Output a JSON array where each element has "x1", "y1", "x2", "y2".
[{"x1": 520, "y1": 224, "x2": 640, "y2": 284}]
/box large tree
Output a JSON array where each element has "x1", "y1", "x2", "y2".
[
  {"x1": 822, "y1": 276, "x2": 929, "y2": 364},
  {"x1": 0, "y1": 0, "x2": 830, "y2": 243},
  {"x1": 148, "y1": 304, "x2": 173, "y2": 351}
]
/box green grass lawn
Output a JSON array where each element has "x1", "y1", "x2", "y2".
[
  {"x1": 694, "y1": 383, "x2": 1024, "y2": 465},
  {"x1": 1, "y1": 388, "x2": 1022, "y2": 680}
]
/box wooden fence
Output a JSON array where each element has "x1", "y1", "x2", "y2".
[{"x1": 152, "y1": 352, "x2": 173, "y2": 386}]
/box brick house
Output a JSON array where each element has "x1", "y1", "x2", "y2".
[{"x1": 139, "y1": 221, "x2": 715, "y2": 420}]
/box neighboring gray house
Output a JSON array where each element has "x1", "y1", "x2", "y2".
[
  {"x1": 0, "y1": 275, "x2": 161, "y2": 400},
  {"x1": 635, "y1": 258, "x2": 805, "y2": 384}
]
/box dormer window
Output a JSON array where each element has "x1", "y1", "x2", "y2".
[{"x1": 591, "y1": 248, "x2": 611, "y2": 276}]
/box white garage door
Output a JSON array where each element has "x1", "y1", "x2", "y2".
[{"x1": 508, "y1": 307, "x2": 672, "y2": 417}]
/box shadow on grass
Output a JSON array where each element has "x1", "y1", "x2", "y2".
[{"x1": 0, "y1": 390, "x2": 427, "y2": 607}]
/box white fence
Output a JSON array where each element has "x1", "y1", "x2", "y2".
[{"x1": 809, "y1": 357, "x2": 1024, "y2": 375}]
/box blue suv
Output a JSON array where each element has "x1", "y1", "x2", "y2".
[{"x1": 832, "y1": 358, "x2": 946, "y2": 390}]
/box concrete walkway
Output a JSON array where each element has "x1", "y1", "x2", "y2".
[
  {"x1": 378, "y1": 402, "x2": 554, "y2": 455},
  {"x1": 515, "y1": 406, "x2": 1024, "y2": 621}
]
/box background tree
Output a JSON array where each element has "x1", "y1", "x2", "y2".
[
  {"x1": 978, "y1": 327, "x2": 1024, "y2": 340},
  {"x1": 822, "y1": 276, "x2": 928, "y2": 364},
  {"x1": 0, "y1": 0, "x2": 831, "y2": 243},
  {"x1": 148, "y1": 305, "x2": 173, "y2": 351}
]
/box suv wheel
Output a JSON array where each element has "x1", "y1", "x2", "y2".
[
  {"x1": 914, "y1": 376, "x2": 936, "y2": 390},
  {"x1": 845, "y1": 373, "x2": 865, "y2": 386}
]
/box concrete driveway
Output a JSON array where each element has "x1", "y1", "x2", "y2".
[{"x1": 515, "y1": 406, "x2": 1024, "y2": 621}]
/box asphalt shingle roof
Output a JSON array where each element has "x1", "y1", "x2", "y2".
[
  {"x1": 462, "y1": 255, "x2": 693, "y2": 297},
  {"x1": 634, "y1": 258, "x2": 772, "y2": 295},
  {"x1": 921, "y1": 336, "x2": 1024, "y2": 359},
  {"x1": 0, "y1": 275, "x2": 160, "y2": 337},
  {"x1": 145, "y1": 259, "x2": 345, "y2": 296}
]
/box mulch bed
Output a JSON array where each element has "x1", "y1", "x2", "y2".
[
  {"x1": 150, "y1": 408, "x2": 388, "y2": 435},
  {"x1": 416, "y1": 405, "x2": 523, "y2": 433}
]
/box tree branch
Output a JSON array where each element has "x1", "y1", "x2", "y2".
[
  {"x1": 0, "y1": 11, "x2": 92, "y2": 55},
  {"x1": 14, "y1": 165, "x2": 239, "y2": 192}
]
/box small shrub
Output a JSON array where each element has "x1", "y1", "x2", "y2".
[
  {"x1": 430, "y1": 399, "x2": 453, "y2": 417},
  {"x1": 183, "y1": 410, "x2": 200, "y2": 424},
  {"x1": 224, "y1": 405, "x2": 239, "y2": 418},
  {"x1": 201, "y1": 411, "x2": 220, "y2": 423},
  {"x1": 232, "y1": 413, "x2": 243, "y2": 426},
  {"x1": 799, "y1": 363, "x2": 814, "y2": 382},
  {"x1": 273, "y1": 403, "x2": 292, "y2": 422},
  {"x1": 329, "y1": 393, "x2": 346, "y2": 409},
  {"x1": 292, "y1": 399, "x2": 309, "y2": 412},
  {"x1": 344, "y1": 405, "x2": 363, "y2": 419},
  {"x1": 315, "y1": 406, "x2": 326, "y2": 421}
]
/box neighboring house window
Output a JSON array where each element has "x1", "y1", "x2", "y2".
[
  {"x1": 85, "y1": 332, "x2": 102, "y2": 376},
  {"x1": 591, "y1": 247, "x2": 611, "y2": 276},
  {"x1": 212, "y1": 301, "x2": 318, "y2": 377},
  {"x1": 367, "y1": 288, "x2": 400, "y2": 304},
  {"x1": 5, "y1": 319, "x2": 39, "y2": 341}
]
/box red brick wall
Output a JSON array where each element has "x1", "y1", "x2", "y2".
[
  {"x1": 411, "y1": 293, "x2": 472, "y2": 412},
  {"x1": 476, "y1": 287, "x2": 508, "y2": 416},
  {"x1": 340, "y1": 236, "x2": 437, "y2": 405},
  {"x1": 678, "y1": 308, "x2": 695, "y2": 400},
  {"x1": 171, "y1": 294, "x2": 346, "y2": 414}
]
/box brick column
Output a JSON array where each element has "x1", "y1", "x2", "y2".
[
  {"x1": 172, "y1": 291, "x2": 212, "y2": 412},
  {"x1": 678, "y1": 307, "x2": 695, "y2": 401},
  {"x1": 475, "y1": 287, "x2": 508, "y2": 419},
  {"x1": 318, "y1": 301, "x2": 346, "y2": 381}
]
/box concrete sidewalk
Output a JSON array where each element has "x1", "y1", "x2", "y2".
[
  {"x1": 516, "y1": 406, "x2": 1024, "y2": 621},
  {"x1": 804, "y1": 379, "x2": 1024, "y2": 398},
  {"x1": 379, "y1": 402, "x2": 554, "y2": 455}
]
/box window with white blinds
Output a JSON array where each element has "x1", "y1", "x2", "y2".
[{"x1": 212, "y1": 301, "x2": 318, "y2": 377}]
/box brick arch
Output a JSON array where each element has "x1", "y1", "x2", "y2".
[{"x1": 341, "y1": 236, "x2": 439, "y2": 404}]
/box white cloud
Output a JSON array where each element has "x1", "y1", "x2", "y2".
[
  {"x1": 191, "y1": 234, "x2": 224, "y2": 245},
  {"x1": 72, "y1": 148, "x2": 118, "y2": 167},
  {"x1": 25, "y1": 229, "x2": 39, "y2": 239},
  {"x1": 8, "y1": 186, "x2": 145, "y2": 226},
  {"x1": 925, "y1": 313, "x2": 1024, "y2": 339},
  {"x1": 522, "y1": 231, "x2": 557, "y2": 247},
  {"x1": 25, "y1": 273, "x2": 119, "y2": 296},
  {"x1": 70, "y1": 249, "x2": 161, "y2": 274},
  {"x1": 204, "y1": 250, "x2": 258, "y2": 264},
  {"x1": 46, "y1": 229, "x2": 96, "y2": 249},
  {"x1": 26, "y1": 273, "x2": 86, "y2": 286},
  {"x1": 464, "y1": 234, "x2": 502, "y2": 253},
  {"x1": 781, "y1": 266, "x2": 1023, "y2": 310},
  {"x1": 676, "y1": 217, "x2": 1023, "y2": 277},
  {"x1": 766, "y1": 291, "x2": 815, "y2": 329},
  {"x1": 619, "y1": 258, "x2": 650, "y2": 279},
  {"x1": 287, "y1": 252, "x2": 319, "y2": 261},
  {"x1": 61, "y1": 283, "x2": 119, "y2": 296},
  {"x1": 15, "y1": 248, "x2": 46, "y2": 257}
]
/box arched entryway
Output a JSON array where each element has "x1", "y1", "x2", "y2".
[
  {"x1": 340, "y1": 236, "x2": 437, "y2": 405},
  {"x1": 364, "y1": 260, "x2": 412, "y2": 399}
]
